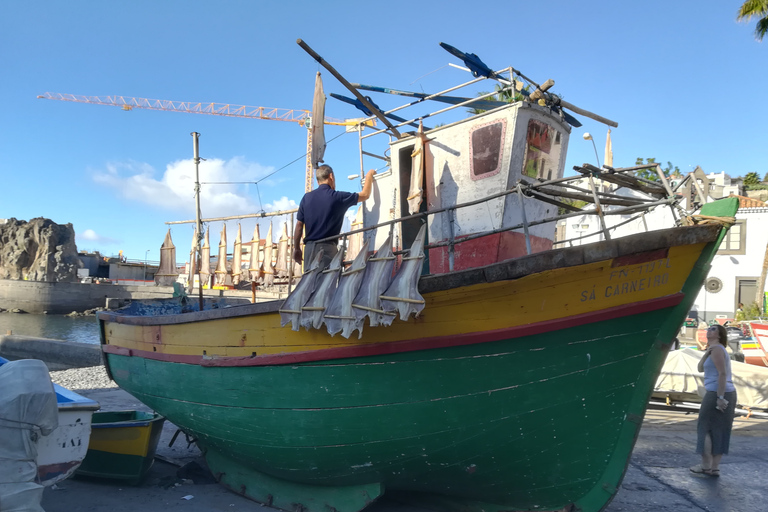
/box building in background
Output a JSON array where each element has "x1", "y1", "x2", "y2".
[{"x1": 690, "y1": 195, "x2": 768, "y2": 323}]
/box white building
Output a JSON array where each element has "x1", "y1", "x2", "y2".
[
  {"x1": 706, "y1": 171, "x2": 744, "y2": 198},
  {"x1": 690, "y1": 195, "x2": 768, "y2": 323}
]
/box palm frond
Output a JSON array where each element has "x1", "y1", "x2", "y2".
[
  {"x1": 737, "y1": 0, "x2": 768, "y2": 19},
  {"x1": 756, "y1": 15, "x2": 768, "y2": 40}
]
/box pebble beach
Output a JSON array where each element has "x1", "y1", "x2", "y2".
[{"x1": 49, "y1": 364, "x2": 118, "y2": 390}]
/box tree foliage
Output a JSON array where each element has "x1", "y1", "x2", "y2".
[
  {"x1": 634, "y1": 158, "x2": 680, "y2": 182},
  {"x1": 737, "y1": 0, "x2": 768, "y2": 41},
  {"x1": 467, "y1": 83, "x2": 529, "y2": 115},
  {"x1": 744, "y1": 171, "x2": 761, "y2": 186},
  {"x1": 736, "y1": 301, "x2": 763, "y2": 321}
]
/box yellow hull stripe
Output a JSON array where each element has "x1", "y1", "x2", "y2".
[{"x1": 104, "y1": 244, "x2": 704, "y2": 357}]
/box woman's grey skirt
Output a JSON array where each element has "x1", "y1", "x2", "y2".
[{"x1": 696, "y1": 390, "x2": 737, "y2": 455}]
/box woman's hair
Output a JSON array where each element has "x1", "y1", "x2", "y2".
[{"x1": 712, "y1": 324, "x2": 728, "y2": 347}]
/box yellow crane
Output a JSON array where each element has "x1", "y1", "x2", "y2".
[{"x1": 37, "y1": 92, "x2": 369, "y2": 192}]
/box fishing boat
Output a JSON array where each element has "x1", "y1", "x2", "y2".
[
  {"x1": 742, "y1": 321, "x2": 768, "y2": 367},
  {"x1": 36, "y1": 383, "x2": 100, "y2": 485},
  {"x1": 75, "y1": 410, "x2": 166, "y2": 484},
  {"x1": 0, "y1": 357, "x2": 99, "y2": 489},
  {"x1": 97, "y1": 40, "x2": 739, "y2": 512}
]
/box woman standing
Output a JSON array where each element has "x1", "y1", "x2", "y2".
[{"x1": 690, "y1": 324, "x2": 737, "y2": 477}]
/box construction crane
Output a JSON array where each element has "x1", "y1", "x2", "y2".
[{"x1": 37, "y1": 92, "x2": 370, "y2": 193}]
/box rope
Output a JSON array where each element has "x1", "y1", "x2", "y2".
[{"x1": 685, "y1": 215, "x2": 736, "y2": 227}]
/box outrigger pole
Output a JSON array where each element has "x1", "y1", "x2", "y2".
[
  {"x1": 191, "y1": 132, "x2": 204, "y2": 312},
  {"x1": 296, "y1": 39, "x2": 402, "y2": 139}
]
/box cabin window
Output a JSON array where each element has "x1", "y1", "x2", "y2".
[
  {"x1": 523, "y1": 119, "x2": 562, "y2": 180},
  {"x1": 469, "y1": 120, "x2": 505, "y2": 180}
]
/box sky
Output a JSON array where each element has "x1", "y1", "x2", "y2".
[{"x1": 1, "y1": 1, "x2": 766, "y2": 264}]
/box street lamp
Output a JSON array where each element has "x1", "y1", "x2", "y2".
[
  {"x1": 144, "y1": 250, "x2": 150, "y2": 284},
  {"x1": 583, "y1": 132, "x2": 601, "y2": 168}
]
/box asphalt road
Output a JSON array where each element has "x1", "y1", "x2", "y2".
[{"x1": 40, "y1": 388, "x2": 768, "y2": 512}]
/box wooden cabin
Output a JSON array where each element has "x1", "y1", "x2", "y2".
[{"x1": 362, "y1": 101, "x2": 571, "y2": 274}]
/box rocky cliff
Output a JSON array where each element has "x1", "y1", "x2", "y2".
[{"x1": 0, "y1": 218, "x2": 82, "y2": 282}]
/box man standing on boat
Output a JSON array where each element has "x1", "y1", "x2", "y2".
[{"x1": 293, "y1": 165, "x2": 375, "y2": 271}]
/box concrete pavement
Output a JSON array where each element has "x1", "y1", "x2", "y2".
[{"x1": 40, "y1": 388, "x2": 768, "y2": 512}]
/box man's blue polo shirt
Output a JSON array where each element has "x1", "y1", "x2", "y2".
[{"x1": 297, "y1": 184, "x2": 358, "y2": 242}]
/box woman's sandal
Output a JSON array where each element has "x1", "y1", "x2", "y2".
[
  {"x1": 690, "y1": 464, "x2": 711, "y2": 474},
  {"x1": 704, "y1": 468, "x2": 720, "y2": 477}
]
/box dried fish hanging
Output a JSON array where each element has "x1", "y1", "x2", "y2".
[
  {"x1": 299, "y1": 249, "x2": 343, "y2": 331},
  {"x1": 248, "y1": 224, "x2": 263, "y2": 282},
  {"x1": 155, "y1": 229, "x2": 179, "y2": 287},
  {"x1": 199, "y1": 229, "x2": 211, "y2": 289},
  {"x1": 275, "y1": 222, "x2": 289, "y2": 278},
  {"x1": 311, "y1": 71, "x2": 326, "y2": 169},
  {"x1": 352, "y1": 235, "x2": 396, "y2": 332},
  {"x1": 345, "y1": 206, "x2": 365, "y2": 261},
  {"x1": 324, "y1": 239, "x2": 370, "y2": 339},
  {"x1": 380, "y1": 223, "x2": 427, "y2": 325},
  {"x1": 263, "y1": 222, "x2": 275, "y2": 286},
  {"x1": 213, "y1": 225, "x2": 229, "y2": 287},
  {"x1": 279, "y1": 250, "x2": 325, "y2": 331},
  {"x1": 407, "y1": 122, "x2": 429, "y2": 214},
  {"x1": 186, "y1": 227, "x2": 197, "y2": 294},
  {"x1": 232, "y1": 224, "x2": 243, "y2": 286}
]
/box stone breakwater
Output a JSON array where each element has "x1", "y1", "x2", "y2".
[
  {"x1": 0, "y1": 334, "x2": 102, "y2": 370},
  {"x1": 0, "y1": 217, "x2": 81, "y2": 282},
  {"x1": 0, "y1": 279, "x2": 259, "y2": 314}
]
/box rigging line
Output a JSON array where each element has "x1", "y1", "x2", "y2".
[
  {"x1": 255, "y1": 182, "x2": 263, "y2": 213},
  {"x1": 199, "y1": 130, "x2": 350, "y2": 186},
  {"x1": 253, "y1": 129, "x2": 348, "y2": 185},
  {"x1": 409, "y1": 64, "x2": 449, "y2": 85}
]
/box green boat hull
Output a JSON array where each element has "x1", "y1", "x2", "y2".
[{"x1": 106, "y1": 307, "x2": 684, "y2": 511}]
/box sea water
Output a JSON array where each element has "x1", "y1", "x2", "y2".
[{"x1": 0, "y1": 313, "x2": 101, "y2": 344}]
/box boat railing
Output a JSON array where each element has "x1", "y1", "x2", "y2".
[
  {"x1": 164, "y1": 162, "x2": 698, "y2": 292},
  {"x1": 309, "y1": 163, "x2": 694, "y2": 273}
]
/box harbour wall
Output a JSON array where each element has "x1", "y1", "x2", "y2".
[{"x1": 0, "y1": 279, "x2": 272, "y2": 314}]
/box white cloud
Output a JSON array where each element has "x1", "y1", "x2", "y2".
[
  {"x1": 93, "y1": 157, "x2": 274, "y2": 218},
  {"x1": 77, "y1": 229, "x2": 119, "y2": 245},
  {"x1": 264, "y1": 196, "x2": 298, "y2": 212}
]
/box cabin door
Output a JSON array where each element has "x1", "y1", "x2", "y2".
[{"x1": 398, "y1": 145, "x2": 429, "y2": 273}]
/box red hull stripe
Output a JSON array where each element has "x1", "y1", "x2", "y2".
[{"x1": 102, "y1": 293, "x2": 684, "y2": 367}]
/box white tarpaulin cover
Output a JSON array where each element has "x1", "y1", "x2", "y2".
[
  {"x1": 0, "y1": 359, "x2": 58, "y2": 512},
  {"x1": 655, "y1": 348, "x2": 768, "y2": 409}
]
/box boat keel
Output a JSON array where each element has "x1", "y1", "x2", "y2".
[{"x1": 205, "y1": 449, "x2": 384, "y2": 512}]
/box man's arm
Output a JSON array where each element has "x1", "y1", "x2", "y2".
[
  {"x1": 357, "y1": 169, "x2": 376, "y2": 202},
  {"x1": 292, "y1": 220, "x2": 304, "y2": 264}
]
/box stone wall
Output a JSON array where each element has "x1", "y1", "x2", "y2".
[
  {"x1": 0, "y1": 280, "x2": 175, "y2": 314},
  {"x1": 0, "y1": 279, "x2": 266, "y2": 314},
  {"x1": 0, "y1": 218, "x2": 81, "y2": 282}
]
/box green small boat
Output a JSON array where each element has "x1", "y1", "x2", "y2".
[{"x1": 76, "y1": 411, "x2": 165, "y2": 484}]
